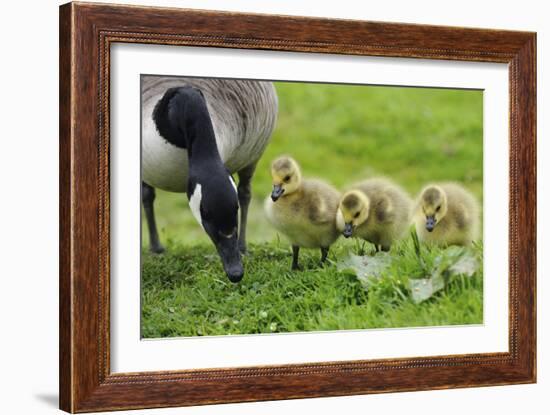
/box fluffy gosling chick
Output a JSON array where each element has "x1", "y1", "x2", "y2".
[
  {"x1": 336, "y1": 178, "x2": 412, "y2": 252},
  {"x1": 414, "y1": 183, "x2": 480, "y2": 246},
  {"x1": 264, "y1": 156, "x2": 341, "y2": 270}
]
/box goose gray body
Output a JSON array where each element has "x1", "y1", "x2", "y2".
[
  {"x1": 142, "y1": 76, "x2": 278, "y2": 192},
  {"x1": 141, "y1": 76, "x2": 278, "y2": 282}
]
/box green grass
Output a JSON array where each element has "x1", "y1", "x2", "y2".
[
  {"x1": 141, "y1": 237, "x2": 483, "y2": 338},
  {"x1": 141, "y1": 82, "x2": 483, "y2": 338}
]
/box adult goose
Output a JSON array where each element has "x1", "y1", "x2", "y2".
[{"x1": 141, "y1": 76, "x2": 278, "y2": 283}]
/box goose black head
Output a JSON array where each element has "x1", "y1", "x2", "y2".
[
  {"x1": 188, "y1": 174, "x2": 243, "y2": 283},
  {"x1": 157, "y1": 85, "x2": 244, "y2": 283}
]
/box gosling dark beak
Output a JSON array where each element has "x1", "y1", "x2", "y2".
[
  {"x1": 426, "y1": 215, "x2": 436, "y2": 232},
  {"x1": 343, "y1": 223, "x2": 354, "y2": 238},
  {"x1": 271, "y1": 184, "x2": 284, "y2": 201}
]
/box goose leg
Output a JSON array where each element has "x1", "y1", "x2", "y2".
[
  {"x1": 142, "y1": 181, "x2": 164, "y2": 254},
  {"x1": 237, "y1": 163, "x2": 256, "y2": 254},
  {"x1": 291, "y1": 245, "x2": 301, "y2": 270}
]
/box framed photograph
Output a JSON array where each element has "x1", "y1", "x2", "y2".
[{"x1": 59, "y1": 2, "x2": 536, "y2": 412}]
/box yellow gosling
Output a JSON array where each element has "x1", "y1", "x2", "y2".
[
  {"x1": 264, "y1": 156, "x2": 341, "y2": 270},
  {"x1": 414, "y1": 183, "x2": 480, "y2": 246},
  {"x1": 336, "y1": 178, "x2": 412, "y2": 252}
]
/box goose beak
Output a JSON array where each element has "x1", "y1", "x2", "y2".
[
  {"x1": 225, "y1": 262, "x2": 244, "y2": 283},
  {"x1": 202, "y1": 220, "x2": 244, "y2": 283},
  {"x1": 271, "y1": 184, "x2": 285, "y2": 201},
  {"x1": 426, "y1": 215, "x2": 436, "y2": 232},
  {"x1": 215, "y1": 234, "x2": 244, "y2": 283},
  {"x1": 343, "y1": 223, "x2": 354, "y2": 238}
]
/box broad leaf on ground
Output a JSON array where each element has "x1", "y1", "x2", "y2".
[
  {"x1": 334, "y1": 230, "x2": 480, "y2": 304},
  {"x1": 337, "y1": 252, "x2": 393, "y2": 289},
  {"x1": 409, "y1": 245, "x2": 479, "y2": 304},
  {"x1": 409, "y1": 276, "x2": 446, "y2": 303}
]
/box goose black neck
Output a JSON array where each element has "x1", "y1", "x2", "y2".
[
  {"x1": 184, "y1": 104, "x2": 221, "y2": 167},
  {"x1": 153, "y1": 86, "x2": 224, "y2": 168}
]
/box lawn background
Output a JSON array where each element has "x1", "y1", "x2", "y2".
[
  {"x1": 141, "y1": 81, "x2": 483, "y2": 338},
  {"x1": 143, "y1": 82, "x2": 483, "y2": 246}
]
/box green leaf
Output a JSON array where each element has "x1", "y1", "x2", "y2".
[
  {"x1": 432, "y1": 246, "x2": 465, "y2": 278},
  {"x1": 408, "y1": 246, "x2": 479, "y2": 303},
  {"x1": 410, "y1": 227, "x2": 429, "y2": 273},
  {"x1": 411, "y1": 227, "x2": 422, "y2": 259},
  {"x1": 448, "y1": 254, "x2": 478, "y2": 277},
  {"x1": 409, "y1": 275, "x2": 445, "y2": 304},
  {"x1": 337, "y1": 252, "x2": 393, "y2": 289}
]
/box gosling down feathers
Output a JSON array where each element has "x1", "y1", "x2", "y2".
[
  {"x1": 336, "y1": 178, "x2": 412, "y2": 252},
  {"x1": 264, "y1": 156, "x2": 341, "y2": 270},
  {"x1": 414, "y1": 183, "x2": 480, "y2": 246}
]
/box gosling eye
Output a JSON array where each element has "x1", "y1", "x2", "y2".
[
  {"x1": 283, "y1": 175, "x2": 291, "y2": 182},
  {"x1": 436, "y1": 205, "x2": 441, "y2": 212},
  {"x1": 354, "y1": 212, "x2": 360, "y2": 219}
]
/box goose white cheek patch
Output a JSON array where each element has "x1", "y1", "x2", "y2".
[
  {"x1": 189, "y1": 183, "x2": 203, "y2": 228},
  {"x1": 229, "y1": 175, "x2": 238, "y2": 195}
]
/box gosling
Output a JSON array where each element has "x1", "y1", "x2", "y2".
[
  {"x1": 414, "y1": 183, "x2": 480, "y2": 246},
  {"x1": 264, "y1": 156, "x2": 341, "y2": 270},
  {"x1": 336, "y1": 178, "x2": 412, "y2": 252}
]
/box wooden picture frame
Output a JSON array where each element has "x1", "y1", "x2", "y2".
[{"x1": 59, "y1": 2, "x2": 536, "y2": 412}]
